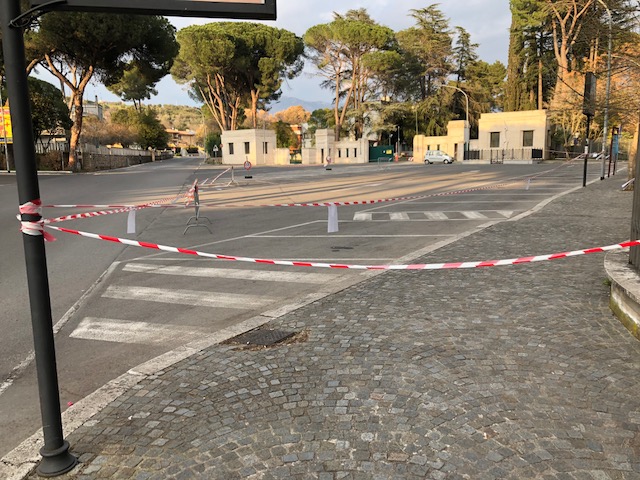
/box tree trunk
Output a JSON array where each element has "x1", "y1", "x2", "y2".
[
  {"x1": 68, "y1": 95, "x2": 83, "y2": 170},
  {"x1": 251, "y1": 90, "x2": 259, "y2": 129},
  {"x1": 333, "y1": 75, "x2": 342, "y2": 141},
  {"x1": 538, "y1": 57, "x2": 544, "y2": 110}
]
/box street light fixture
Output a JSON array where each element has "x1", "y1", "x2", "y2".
[
  {"x1": 441, "y1": 84, "x2": 469, "y2": 124},
  {"x1": 597, "y1": 0, "x2": 612, "y2": 181},
  {"x1": 441, "y1": 84, "x2": 470, "y2": 158}
]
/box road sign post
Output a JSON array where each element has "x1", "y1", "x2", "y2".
[
  {"x1": 6, "y1": 0, "x2": 277, "y2": 476},
  {"x1": 0, "y1": 0, "x2": 77, "y2": 476}
]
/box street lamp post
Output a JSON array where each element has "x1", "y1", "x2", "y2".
[
  {"x1": 597, "y1": 0, "x2": 612, "y2": 180},
  {"x1": 441, "y1": 84, "x2": 469, "y2": 124},
  {"x1": 441, "y1": 84, "x2": 470, "y2": 159}
]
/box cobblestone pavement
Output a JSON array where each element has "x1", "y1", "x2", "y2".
[{"x1": 30, "y1": 177, "x2": 640, "y2": 479}]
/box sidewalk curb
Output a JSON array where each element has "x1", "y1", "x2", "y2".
[{"x1": 606, "y1": 250, "x2": 640, "y2": 340}]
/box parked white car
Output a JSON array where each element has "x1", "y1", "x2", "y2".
[{"x1": 424, "y1": 150, "x2": 453, "y2": 164}]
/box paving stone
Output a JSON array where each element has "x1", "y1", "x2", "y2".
[{"x1": 24, "y1": 177, "x2": 640, "y2": 479}]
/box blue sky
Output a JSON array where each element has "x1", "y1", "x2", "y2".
[{"x1": 69, "y1": 0, "x2": 512, "y2": 107}]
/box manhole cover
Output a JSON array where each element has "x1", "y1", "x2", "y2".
[{"x1": 230, "y1": 328, "x2": 296, "y2": 346}]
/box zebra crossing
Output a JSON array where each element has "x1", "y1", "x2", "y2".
[
  {"x1": 353, "y1": 210, "x2": 517, "y2": 221},
  {"x1": 68, "y1": 262, "x2": 340, "y2": 346}
]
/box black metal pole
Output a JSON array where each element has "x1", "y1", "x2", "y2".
[
  {"x1": 0, "y1": 1, "x2": 76, "y2": 477},
  {"x1": 583, "y1": 115, "x2": 592, "y2": 187}
]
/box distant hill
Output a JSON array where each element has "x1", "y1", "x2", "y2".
[{"x1": 269, "y1": 96, "x2": 330, "y2": 113}]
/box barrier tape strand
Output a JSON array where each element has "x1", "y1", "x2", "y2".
[{"x1": 47, "y1": 224, "x2": 639, "y2": 271}]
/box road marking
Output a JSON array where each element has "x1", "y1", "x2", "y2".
[
  {"x1": 122, "y1": 263, "x2": 333, "y2": 283},
  {"x1": 102, "y1": 286, "x2": 271, "y2": 309},
  {"x1": 352, "y1": 211, "x2": 519, "y2": 221},
  {"x1": 460, "y1": 211, "x2": 489, "y2": 219},
  {"x1": 390, "y1": 212, "x2": 410, "y2": 221},
  {"x1": 254, "y1": 234, "x2": 448, "y2": 238},
  {"x1": 354, "y1": 212, "x2": 372, "y2": 221},
  {"x1": 70, "y1": 317, "x2": 204, "y2": 345},
  {"x1": 424, "y1": 212, "x2": 448, "y2": 220}
]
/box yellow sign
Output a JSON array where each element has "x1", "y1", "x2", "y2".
[{"x1": 0, "y1": 107, "x2": 12, "y2": 143}]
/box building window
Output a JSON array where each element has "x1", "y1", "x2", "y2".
[
  {"x1": 346, "y1": 148, "x2": 349, "y2": 158},
  {"x1": 338, "y1": 149, "x2": 342, "y2": 158},
  {"x1": 263, "y1": 142, "x2": 268, "y2": 154},
  {"x1": 228, "y1": 143, "x2": 234, "y2": 155},
  {"x1": 523, "y1": 130, "x2": 534, "y2": 147},
  {"x1": 490, "y1": 132, "x2": 500, "y2": 148},
  {"x1": 244, "y1": 142, "x2": 250, "y2": 154},
  {"x1": 354, "y1": 148, "x2": 357, "y2": 157}
]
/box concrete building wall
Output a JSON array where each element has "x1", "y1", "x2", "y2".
[
  {"x1": 334, "y1": 139, "x2": 368, "y2": 164},
  {"x1": 478, "y1": 110, "x2": 549, "y2": 158},
  {"x1": 302, "y1": 147, "x2": 320, "y2": 165},
  {"x1": 221, "y1": 128, "x2": 368, "y2": 166},
  {"x1": 275, "y1": 148, "x2": 290, "y2": 165},
  {"x1": 413, "y1": 120, "x2": 468, "y2": 163},
  {"x1": 220, "y1": 129, "x2": 276, "y2": 166}
]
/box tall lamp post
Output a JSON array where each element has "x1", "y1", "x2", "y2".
[
  {"x1": 597, "y1": 0, "x2": 612, "y2": 180},
  {"x1": 441, "y1": 84, "x2": 470, "y2": 159}
]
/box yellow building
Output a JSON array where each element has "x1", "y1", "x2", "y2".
[{"x1": 414, "y1": 110, "x2": 550, "y2": 164}]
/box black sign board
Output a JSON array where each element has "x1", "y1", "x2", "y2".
[{"x1": 28, "y1": 0, "x2": 277, "y2": 20}]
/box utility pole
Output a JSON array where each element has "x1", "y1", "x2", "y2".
[{"x1": 0, "y1": 0, "x2": 77, "y2": 476}]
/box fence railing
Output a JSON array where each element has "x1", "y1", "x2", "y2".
[
  {"x1": 35, "y1": 142, "x2": 68, "y2": 154},
  {"x1": 81, "y1": 144, "x2": 150, "y2": 156},
  {"x1": 464, "y1": 147, "x2": 543, "y2": 163}
]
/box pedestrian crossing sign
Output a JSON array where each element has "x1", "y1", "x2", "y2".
[{"x1": 28, "y1": 0, "x2": 277, "y2": 19}]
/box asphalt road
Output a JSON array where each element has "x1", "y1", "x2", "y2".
[{"x1": 0, "y1": 158, "x2": 602, "y2": 457}]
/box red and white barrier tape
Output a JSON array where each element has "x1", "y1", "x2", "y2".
[
  {"x1": 44, "y1": 205, "x2": 150, "y2": 225},
  {"x1": 47, "y1": 224, "x2": 639, "y2": 270},
  {"x1": 42, "y1": 191, "x2": 190, "y2": 210},
  {"x1": 42, "y1": 193, "x2": 190, "y2": 225},
  {"x1": 190, "y1": 180, "x2": 520, "y2": 209},
  {"x1": 18, "y1": 200, "x2": 56, "y2": 242}
]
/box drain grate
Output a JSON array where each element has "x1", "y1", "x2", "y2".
[{"x1": 230, "y1": 328, "x2": 296, "y2": 347}]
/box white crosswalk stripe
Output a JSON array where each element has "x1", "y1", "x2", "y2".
[
  {"x1": 390, "y1": 212, "x2": 410, "y2": 221},
  {"x1": 423, "y1": 212, "x2": 449, "y2": 220},
  {"x1": 69, "y1": 262, "x2": 340, "y2": 346},
  {"x1": 70, "y1": 317, "x2": 204, "y2": 345},
  {"x1": 460, "y1": 211, "x2": 489, "y2": 219},
  {"x1": 122, "y1": 263, "x2": 333, "y2": 283},
  {"x1": 353, "y1": 212, "x2": 372, "y2": 221},
  {"x1": 102, "y1": 285, "x2": 272, "y2": 309},
  {"x1": 352, "y1": 210, "x2": 517, "y2": 221}
]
